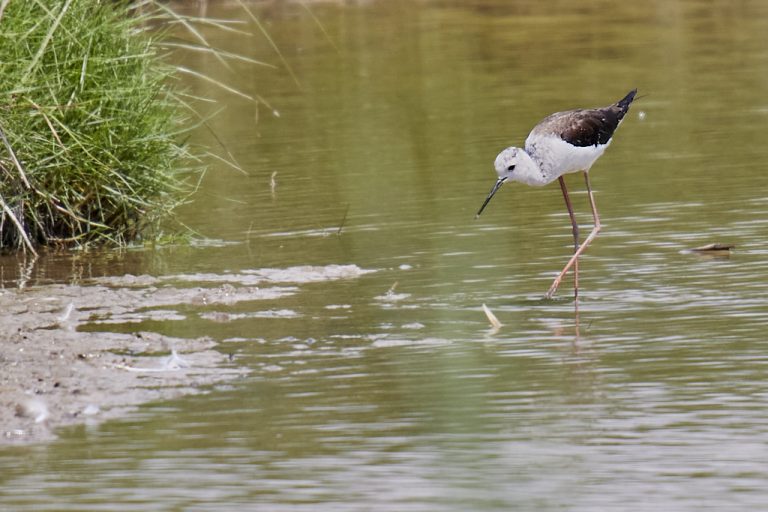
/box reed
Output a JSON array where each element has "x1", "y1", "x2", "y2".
[{"x1": 0, "y1": 0, "x2": 200, "y2": 250}]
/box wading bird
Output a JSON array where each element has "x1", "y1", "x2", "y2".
[{"x1": 476, "y1": 89, "x2": 637, "y2": 299}]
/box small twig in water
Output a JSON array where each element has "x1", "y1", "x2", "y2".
[
  {"x1": 270, "y1": 171, "x2": 277, "y2": 197},
  {"x1": 691, "y1": 243, "x2": 734, "y2": 252},
  {"x1": 482, "y1": 303, "x2": 502, "y2": 330},
  {"x1": 246, "y1": 221, "x2": 255, "y2": 244},
  {"x1": 299, "y1": 0, "x2": 340, "y2": 54},
  {"x1": 235, "y1": 0, "x2": 303, "y2": 91},
  {"x1": 337, "y1": 203, "x2": 350, "y2": 236}
]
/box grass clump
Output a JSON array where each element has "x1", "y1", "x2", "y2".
[{"x1": 0, "y1": 0, "x2": 191, "y2": 251}]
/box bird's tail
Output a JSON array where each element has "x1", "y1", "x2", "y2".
[{"x1": 616, "y1": 89, "x2": 638, "y2": 114}]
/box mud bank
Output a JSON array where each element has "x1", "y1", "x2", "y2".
[
  {"x1": 0, "y1": 284, "x2": 246, "y2": 445},
  {"x1": 1, "y1": 264, "x2": 374, "y2": 444}
]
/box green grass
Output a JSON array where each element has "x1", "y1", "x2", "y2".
[{"x1": 0, "y1": 0, "x2": 193, "y2": 251}]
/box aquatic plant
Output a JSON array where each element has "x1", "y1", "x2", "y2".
[{"x1": 0, "y1": 0, "x2": 195, "y2": 251}]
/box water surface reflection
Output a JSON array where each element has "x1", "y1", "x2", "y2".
[{"x1": 3, "y1": 0, "x2": 768, "y2": 510}]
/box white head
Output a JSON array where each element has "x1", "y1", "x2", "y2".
[
  {"x1": 493, "y1": 146, "x2": 524, "y2": 182},
  {"x1": 476, "y1": 146, "x2": 539, "y2": 217}
]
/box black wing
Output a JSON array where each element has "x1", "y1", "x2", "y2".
[{"x1": 533, "y1": 89, "x2": 637, "y2": 148}]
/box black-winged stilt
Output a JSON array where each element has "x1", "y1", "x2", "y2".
[{"x1": 476, "y1": 89, "x2": 637, "y2": 299}]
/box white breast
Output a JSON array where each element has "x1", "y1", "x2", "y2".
[{"x1": 525, "y1": 133, "x2": 610, "y2": 184}]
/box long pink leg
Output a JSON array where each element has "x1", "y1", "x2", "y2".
[
  {"x1": 557, "y1": 176, "x2": 580, "y2": 298},
  {"x1": 545, "y1": 172, "x2": 601, "y2": 299}
]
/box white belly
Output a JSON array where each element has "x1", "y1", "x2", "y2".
[{"x1": 525, "y1": 134, "x2": 610, "y2": 184}]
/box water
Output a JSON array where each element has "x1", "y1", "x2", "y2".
[{"x1": 3, "y1": 0, "x2": 768, "y2": 509}]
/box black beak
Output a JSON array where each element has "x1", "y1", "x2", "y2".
[{"x1": 475, "y1": 177, "x2": 506, "y2": 218}]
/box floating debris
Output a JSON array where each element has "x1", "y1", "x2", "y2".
[
  {"x1": 482, "y1": 303, "x2": 502, "y2": 330},
  {"x1": 337, "y1": 203, "x2": 350, "y2": 236},
  {"x1": 376, "y1": 281, "x2": 411, "y2": 302},
  {"x1": 690, "y1": 243, "x2": 734, "y2": 252},
  {"x1": 115, "y1": 349, "x2": 190, "y2": 373},
  {"x1": 56, "y1": 303, "x2": 75, "y2": 323},
  {"x1": 162, "y1": 349, "x2": 191, "y2": 370},
  {"x1": 270, "y1": 171, "x2": 278, "y2": 197}
]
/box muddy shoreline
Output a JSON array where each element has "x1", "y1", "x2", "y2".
[
  {"x1": 1, "y1": 280, "x2": 250, "y2": 444},
  {"x1": 1, "y1": 265, "x2": 373, "y2": 445}
]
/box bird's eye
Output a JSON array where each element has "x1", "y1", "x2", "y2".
[{"x1": 507, "y1": 165, "x2": 516, "y2": 171}]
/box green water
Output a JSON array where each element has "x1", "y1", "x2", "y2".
[{"x1": 3, "y1": 0, "x2": 768, "y2": 509}]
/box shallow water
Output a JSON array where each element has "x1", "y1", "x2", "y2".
[{"x1": 3, "y1": 0, "x2": 768, "y2": 509}]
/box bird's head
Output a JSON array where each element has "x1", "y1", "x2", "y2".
[
  {"x1": 476, "y1": 146, "x2": 524, "y2": 218},
  {"x1": 493, "y1": 146, "x2": 524, "y2": 181}
]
